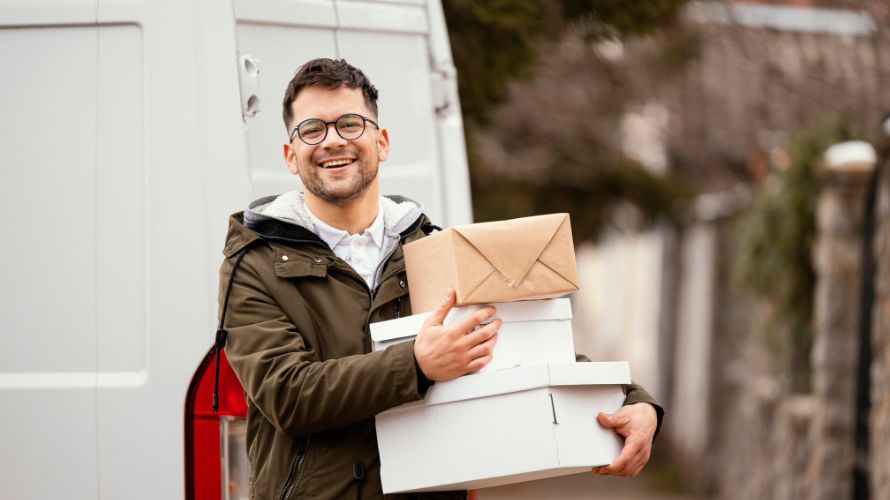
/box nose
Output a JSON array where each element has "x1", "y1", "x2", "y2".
[{"x1": 319, "y1": 122, "x2": 348, "y2": 148}]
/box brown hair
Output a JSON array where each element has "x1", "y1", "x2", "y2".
[{"x1": 281, "y1": 58, "x2": 379, "y2": 130}]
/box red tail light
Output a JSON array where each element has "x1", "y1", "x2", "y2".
[
  {"x1": 185, "y1": 349, "x2": 478, "y2": 498},
  {"x1": 185, "y1": 348, "x2": 248, "y2": 500}
]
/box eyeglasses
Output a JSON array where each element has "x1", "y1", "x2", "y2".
[{"x1": 289, "y1": 113, "x2": 379, "y2": 145}]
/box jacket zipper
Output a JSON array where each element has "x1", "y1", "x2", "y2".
[
  {"x1": 279, "y1": 437, "x2": 310, "y2": 500},
  {"x1": 370, "y1": 236, "x2": 402, "y2": 290}
]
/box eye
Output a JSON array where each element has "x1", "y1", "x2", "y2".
[
  {"x1": 299, "y1": 119, "x2": 325, "y2": 138},
  {"x1": 338, "y1": 115, "x2": 363, "y2": 132}
]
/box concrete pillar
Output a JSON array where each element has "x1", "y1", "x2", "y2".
[
  {"x1": 810, "y1": 141, "x2": 875, "y2": 500},
  {"x1": 773, "y1": 395, "x2": 815, "y2": 500},
  {"x1": 871, "y1": 150, "x2": 890, "y2": 499}
]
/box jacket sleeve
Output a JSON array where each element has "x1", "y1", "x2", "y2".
[
  {"x1": 219, "y1": 252, "x2": 426, "y2": 438},
  {"x1": 575, "y1": 353, "x2": 664, "y2": 439}
]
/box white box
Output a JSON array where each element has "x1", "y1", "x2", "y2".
[
  {"x1": 375, "y1": 362, "x2": 630, "y2": 493},
  {"x1": 370, "y1": 298, "x2": 576, "y2": 373}
]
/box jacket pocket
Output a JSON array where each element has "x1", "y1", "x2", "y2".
[{"x1": 278, "y1": 437, "x2": 311, "y2": 500}]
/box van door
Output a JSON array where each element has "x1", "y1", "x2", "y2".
[
  {"x1": 334, "y1": 0, "x2": 446, "y2": 223},
  {"x1": 0, "y1": 1, "x2": 100, "y2": 498},
  {"x1": 232, "y1": 0, "x2": 339, "y2": 198}
]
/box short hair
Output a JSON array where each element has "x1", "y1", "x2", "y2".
[{"x1": 281, "y1": 58, "x2": 379, "y2": 130}]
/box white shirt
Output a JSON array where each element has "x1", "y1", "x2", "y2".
[{"x1": 305, "y1": 201, "x2": 386, "y2": 288}]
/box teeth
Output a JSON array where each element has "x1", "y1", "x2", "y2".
[{"x1": 321, "y1": 159, "x2": 353, "y2": 168}]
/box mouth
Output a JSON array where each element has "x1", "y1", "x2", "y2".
[{"x1": 318, "y1": 157, "x2": 357, "y2": 169}]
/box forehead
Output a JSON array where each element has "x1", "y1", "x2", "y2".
[{"x1": 290, "y1": 85, "x2": 372, "y2": 124}]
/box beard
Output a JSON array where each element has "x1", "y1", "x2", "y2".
[{"x1": 299, "y1": 148, "x2": 379, "y2": 207}]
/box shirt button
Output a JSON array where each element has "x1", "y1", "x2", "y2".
[
  {"x1": 399, "y1": 280, "x2": 407, "y2": 288},
  {"x1": 281, "y1": 255, "x2": 289, "y2": 261}
]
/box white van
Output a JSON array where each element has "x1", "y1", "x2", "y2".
[{"x1": 0, "y1": 0, "x2": 471, "y2": 498}]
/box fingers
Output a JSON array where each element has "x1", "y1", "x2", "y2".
[
  {"x1": 423, "y1": 289, "x2": 456, "y2": 328},
  {"x1": 466, "y1": 353, "x2": 493, "y2": 372},
  {"x1": 461, "y1": 318, "x2": 501, "y2": 348},
  {"x1": 451, "y1": 305, "x2": 497, "y2": 335},
  {"x1": 591, "y1": 435, "x2": 651, "y2": 477},
  {"x1": 466, "y1": 330, "x2": 497, "y2": 360},
  {"x1": 415, "y1": 298, "x2": 501, "y2": 381},
  {"x1": 597, "y1": 410, "x2": 631, "y2": 430},
  {"x1": 608, "y1": 435, "x2": 637, "y2": 473}
]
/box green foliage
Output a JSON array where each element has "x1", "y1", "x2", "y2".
[
  {"x1": 442, "y1": 0, "x2": 692, "y2": 128},
  {"x1": 735, "y1": 119, "x2": 852, "y2": 391},
  {"x1": 442, "y1": 0, "x2": 558, "y2": 128},
  {"x1": 565, "y1": 0, "x2": 691, "y2": 39},
  {"x1": 441, "y1": 0, "x2": 696, "y2": 240},
  {"x1": 470, "y1": 161, "x2": 694, "y2": 242}
]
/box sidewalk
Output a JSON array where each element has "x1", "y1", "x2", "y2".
[
  {"x1": 473, "y1": 452, "x2": 702, "y2": 500},
  {"x1": 475, "y1": 473, "x2": 701, "y2": 500}
]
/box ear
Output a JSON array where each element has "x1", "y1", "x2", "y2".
[
  {"x1": 376, "y1": 127, "x2": 390, "y2": 163},
  {"x1": 284, "y1": 141, "x2": 300, "y2": 175}
]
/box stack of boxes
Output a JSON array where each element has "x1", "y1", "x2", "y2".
[{"x1": 370, "y1": 214, "x2": 630, "y2": 493}]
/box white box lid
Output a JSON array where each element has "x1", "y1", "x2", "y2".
[
  {"x1": 389, "y1": 362, "x2": 630, "y2": 409},
  {"x1": 370, "y1": 297, "x2": 573, "y2": 344}
]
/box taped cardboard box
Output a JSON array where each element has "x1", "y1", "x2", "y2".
[
  {"x1": 370, "y1": 298, "x2": 576, "y2": 373},
  {"x1": 403, "y1": 213, "x2": 579, "y2": 313},
  {"x1": 375, "y1": 362, "x2": 630, "y2": 493}
]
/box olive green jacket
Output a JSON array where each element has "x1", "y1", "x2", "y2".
[{"x1": 219, "y1": 193, "x2": 663, "y2": 500}]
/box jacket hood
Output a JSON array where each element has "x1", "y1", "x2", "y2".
[
  {"x1": 245, "y1": 191, "x2": 424, "y2": 236},
  {"x1": 224, "y1": 192, "x2": 426, "y2": 258}
]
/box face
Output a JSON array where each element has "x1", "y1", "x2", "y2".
[{"x1": 284, "y1": 86, "x2": 389, "y2": 207}]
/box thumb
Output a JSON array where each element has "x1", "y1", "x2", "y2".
[
  {"x1": 597, "y1": 411, "x2": 626, "y2": 428},
  {"x1": 423, "y1": 289, "x2": 455, "y2": 327}
]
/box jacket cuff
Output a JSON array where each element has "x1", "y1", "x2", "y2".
[
  {"x1": 410, "y1": 340, "x2": 434, "y2": 396},
  {"x1": 623, "y1": 384, "x2": 665, "y2": 440}
]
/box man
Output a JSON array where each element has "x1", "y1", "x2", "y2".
[{"x1": 219, "y1": 58, "x2": 663, "y2": 499}]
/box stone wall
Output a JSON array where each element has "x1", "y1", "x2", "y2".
[
  {"x1": 871, "y1": 156, "x2": 890, "y2": 499},
  {"x1": 809, "y1": 163, "x2": 872, "y2": 499}
]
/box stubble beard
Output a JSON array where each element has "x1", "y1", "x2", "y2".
[{"x1": 300, "y1": 153, "x2": 379, "y2": 207}]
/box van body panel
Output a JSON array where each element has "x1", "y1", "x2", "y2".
[
  {"x1": 0, "y1": 0, "x2": 471, "y2": 498},
  {"x1": 0, "y1": 21, "x2": 101, "y2": 499}
]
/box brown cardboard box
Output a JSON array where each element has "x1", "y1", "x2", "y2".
[{"x1": 403, "y1": 213, "x2": 579, "y2": 312}]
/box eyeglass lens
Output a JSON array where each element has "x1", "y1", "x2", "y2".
[{"x1": 298, "y1": 114, "x2": 367, "y2": 145}]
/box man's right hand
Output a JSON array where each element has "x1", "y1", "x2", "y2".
[{"x1": 413, "y1": 289, "x2": 501, "y2": 381}]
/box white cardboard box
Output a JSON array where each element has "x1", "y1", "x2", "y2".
[
  {"x1": 375, "y1": 362, "x2": 630, "y2": 493},
  {"x1": 369, "y1": 298, "x2": 576, "y2": 372}
]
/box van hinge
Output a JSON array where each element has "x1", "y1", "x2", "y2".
[
  {"x1": 549, "y1": 393, "x2": 558, "y2": 424},
  {"x1": 238, "y1": 54, "x2": 261, "y2": 120},
  {"x1": 431, "y1": 66, "x2": 456, "y2": 118}
]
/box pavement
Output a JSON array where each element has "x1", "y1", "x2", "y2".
[{"x1": 474, "y1": 473, "x2": 702, "y2": 500}]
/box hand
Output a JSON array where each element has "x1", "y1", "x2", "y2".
[
  {"x1": 413, "y1": 289, "x2": 501, "y2": 381},
  {"x1": 591, "y1": 403, "x2": 658, "y2": 477}
]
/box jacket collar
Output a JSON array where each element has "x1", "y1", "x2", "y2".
[
  {"x1": 244, "y1": 191, "x2": 423, "y2": 238},
  {"x1": 223, "y1": 193, "x2": 429, "y2": 260}
]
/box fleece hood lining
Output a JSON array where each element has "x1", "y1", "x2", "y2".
[{"x1": 244, "y1": 191, "x2": 422, "y2": 238}]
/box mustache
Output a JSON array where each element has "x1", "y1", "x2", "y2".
[{"x1": 312, "y1": 148, "x2": 361, "y2": 164}]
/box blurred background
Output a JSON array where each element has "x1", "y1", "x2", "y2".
[{"x1": 440, "y1": 0, "x2": 890, "y2": 498}]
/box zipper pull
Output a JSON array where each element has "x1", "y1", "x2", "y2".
[{"x1": 353, "y1": 462, "x2": 365, "y2": 500}]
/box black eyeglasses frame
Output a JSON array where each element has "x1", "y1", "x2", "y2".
[{"x1": 289, "y1": 113, "x2": 379, "y2": 145}]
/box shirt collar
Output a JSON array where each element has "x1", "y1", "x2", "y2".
[{"x1": 305, "y1": 198, "x2": 385, "y2": 249}]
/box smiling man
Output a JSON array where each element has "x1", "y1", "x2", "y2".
[{"x1": 218, "y1": 58, "x2": 663, "y2": 500}]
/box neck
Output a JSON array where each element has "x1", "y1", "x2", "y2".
[{"x1": 304, "y1": 186, "x2": 380, "y2": 235}]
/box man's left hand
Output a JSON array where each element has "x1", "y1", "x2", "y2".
[{"x1": 591, "y1": 403, "x2": 658, "y2": 477}]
